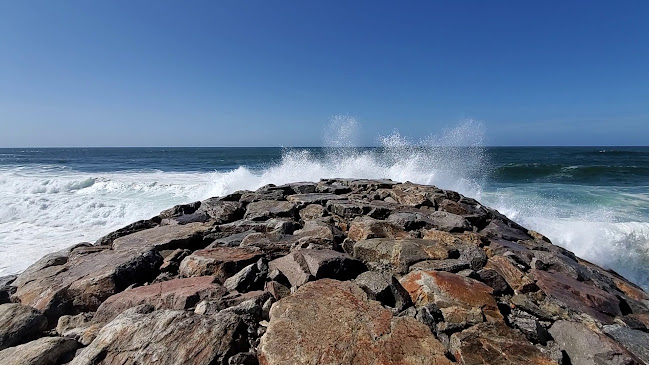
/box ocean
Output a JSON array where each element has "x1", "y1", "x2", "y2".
[{"x1": 1, "y1": 142, "x2": 648, "y2": 290}]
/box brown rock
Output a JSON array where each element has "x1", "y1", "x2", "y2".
[
  {"x1": 353, "y1": 238, "x2": 450, "y2": 274},
  {"x1": 111, "y1": 222, "x2": 210, "y2": 251},
  {"x1": 450, "y1": 322, "x2": 555, "y2": 364},
  {"x1": 0, "y1": 337, "x2": 78, "y2": 365},
  {"x1": 69, "y1": 308, "x2": 248, "y2": 365},
  {"x1": 287, "y1": 193, "x2": 340, "y2": 206},
  {"x1": 95, "y1": 276, "x2": 227, "y2": 322},
  {"x1": 258, "y1": 279, "x2": 452, "y2": 365},
  {"x1": 533, "y1": 269, "x2": 622, "y2": 324},
  {"x1": 400, "y1": 270, "x2": 503, "y2": 322},
  {"x1": 178, "y1": 247, "x2": 263, "y2": 281},
  {"x1": 348, "y1": 216, "x2": 409, "y2": 241},
  {"x1": 299, "y1": 204, "x2": 327, "y2": 220},
  {"x1": 269, "y1": 249, "x2": 365, "y2": 289},
  {"x1": 0, "y1": 303, "x2": 48, "y2": 350},
  {"x1": 196, "y1": 198, "x2": 244, "y2": 224},
  {"x1": 485, "y1": 256, "x2": 537, "y2": 293}
]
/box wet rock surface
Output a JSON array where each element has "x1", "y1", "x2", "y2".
[{"x1": 2, "y1": 179, "x2": 649, "y2": 364}]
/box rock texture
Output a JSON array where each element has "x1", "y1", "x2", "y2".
[{"x1": 1, "y1": 178, "x2": 648, "y2": 364}]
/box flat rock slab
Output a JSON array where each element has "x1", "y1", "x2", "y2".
[
  {"x1": 353, "y1": 238, "x2": 450, "y2": 274},
  {"x1": 450, "y1": 322, "x2": 555, "y2": 365},
  {"x1": 0, "y1": 337, "x2": 78, "y2": 365},
  {"x1": 244, "y1": 200, "x2": 296, "y2": 221},
  {"x1": 111, "y1": 222, "x2": 210, "y2": 251},
  {"x1": 179, "y1": 247, "x2": 264, "y2": 281},
  {"x1": 0, "y1": 303, "x2": 48, "y2": 350},
  {"x1": 258, "y1": 279, "x2": 451, "y2": 365},
  {"x1": 533, "y1": 269, "x2": 622, "y2": 324},
  {"x1": 400, "y1": 270, "x2": 502, "y2": 322},
  {"x1": 287, "y1": 193, "x2": 340, "y2": 206},
  {"x1": 603, "y1": 324, "x2": 649, "y2": 363},
  {"x1": 95, "y1": 276, "x2": 227, "y2": 322},
  {"x1": 70, "y1": 309, "x2": 247, "y2": 365}
]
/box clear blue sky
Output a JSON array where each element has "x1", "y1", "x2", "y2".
[{"x1": 1, "y1": 1, "x2": 648, "y2": 147}]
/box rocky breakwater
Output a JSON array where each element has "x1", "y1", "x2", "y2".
[{"x1": 1, "y1": 178, "x2": 649, "y2": 364}]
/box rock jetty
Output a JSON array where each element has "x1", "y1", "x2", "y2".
[{"x1": 1, "y1": 178, "x2": 649, "y2": 364}]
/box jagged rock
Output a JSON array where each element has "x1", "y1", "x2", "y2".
[
  {"x1": 179, "y1": 247, "x2": 264, "y2": 280},
  {"x1": 258, "y1": 279, "x2": 452, "y2": 365},
  {"x1": 400, "y1": 270, "x2": 503, "y2": 324},
  {"x1": 264, "y1": 281, "x2": 291, "y2": 300},
  {"x1": 533, "y1": 269, "x2": 622, "y2": 324},
  {"x1": 480, "y1": 219, "x2": 532, "y2": 241},
  {"x1": 507, "y1": 308, "x2": 550, "y2": 345},
  {"x1": 353, "y1": 238, "x2": 451, "y2": 274},
  {"x1": 159, "y1": 201, "x2": 201, "y2": 219},
  {"x1": 477, "y1": 269, "x2": 511, "y2": 295},
  {"x1": 159, "y1": 248, "x2": 192, "y2": 273},
  {"x1": 95, "y1": 276, "x2": 227, "y2": 322},
  {"x1": 244, "y1": 200, "x2": 296, "y2": 221},
  {"x1": 56, "y1": 313, "x2": 99, "y2": 344},
  {"x1": 224, "y1": 259, "x2": 268, "y2": 292},
  {"x1": 207, "y1": 231, "x2": 257, "y2": 248},
  {"x1": 449, "y1": 322, "x2": 555, "y2": 364},
  {"x1": 0, "y1": 337, "x2": 78, "y2": 365},
  {"x1": 486, "y1": 256, "x2": 537, "y2": 293},
  {"x1": 549, "y1": 320, "x2": 638, "y2": 365},
  {"x1": 70, "y1": 308, "x2": 248, "y2": 365},
  {"x1": 197, "y1": 198, "x2": 244, "y2": 224},
  {"x1": 0, "y1": 303, "x2": 48, "y2": 350},
  {"x1": 269, "y1": 249, "x2": 366, "y2": 289},
  {"x1": 510, "y1": 294, "x2": 554, "y2": 321},
  {"x1": 354, "y1": 271, "x2": 412, "y2": 311},
  {"x1": 602, "y1": 324, "x2": 649, "y2": 363}
]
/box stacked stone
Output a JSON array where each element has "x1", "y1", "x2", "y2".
[{"x1": 0, "y1": 179, "x2": 648, "y2": 364}]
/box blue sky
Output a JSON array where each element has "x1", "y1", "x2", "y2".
[{"x1": 1, "y1": 1, "x2": 648, "y2": 147}]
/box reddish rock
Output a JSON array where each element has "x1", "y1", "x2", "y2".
[
  {"x1": 485, "y1": 256, "x2": 537, "y2": 293},
  {"x1": 95, "y1": 276, "x2": 226, "y2": 322},
  {"x1": 533, "y1": 269, "x2": 622, "y2": 324},
  {"x1": 400, "y1": 270, "x2": 503, "y2": 322},
  {"x1": 258, "y1": 279, "x2": 452, "y2": 365},
  {"x1": 450, "y1": 322, "x2": 555, "y2": 364},
  {"x1": 178, "y1": 247, "x2": 264, "y2": 281}
]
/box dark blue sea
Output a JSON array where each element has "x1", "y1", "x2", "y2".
[{"x1": 1, "y1": 145, "x2": 648, "y2": 289}]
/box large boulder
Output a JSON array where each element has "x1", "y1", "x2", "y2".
[
  {"x1": 244, "y1": 200, "x2": 296, "y2": 221},
  {"x1": 549, "y1": 321, "x2": 638, "y2": 365},
  {"x1": 70, "y1": 308, "x2": 248, "y2": 365},
  {"x1": 0, "y1": 337, "x2": 78, "y2": 365},
  {"x1": 449, "y1": 322, "x2": 555, "y2": 364},
  {"x1": 12, "y1": 244, "x2": 162, "y2": 321},
  {"x1": 0, "y1": 303, "x2": 48, "y2": 350},
  {"x1": 269, "y1": 249, "x2": 366, "y2": 289},
  {"x1": 95, "y1": 276, "x2": 227, "y2": 322},
  {"x1": 111, "y1": 222, "x2": 210, "y2": 251},
  {"x1": 353, "y1": 238, "x2": 451, "y2": 274},
  {"x1": 258, "y1": 279, "x2": 452, "y2": 365}
]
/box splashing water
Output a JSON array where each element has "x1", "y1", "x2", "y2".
[{"x1": 0, "y1": 117, "x2": 648, "y2": 291}]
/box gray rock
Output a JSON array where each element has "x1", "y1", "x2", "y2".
[
  {"x1": 208, "y1": 231, "x2": 257, "y2": 247},
  {"x1": 0, "y1": 303, "x2": 48, "y2": 350},
  {"x1": 95, "y1": 219, "x2": 159, "y2": 246},
  {"x1": 354, "y1": 271, "x2": 412, "y2": 311},
  {"x1": 507, "y1": 308, "x2": 550, "y2": 345},
  {"x1": 603, "y1": 324, "x2": 649, "y2": 363},
  {"x1": 410, "y1": 259, "x2": 470, "y2": 273},
  {"x1": 69, "y1": 309, "x2": 248, "y2": 365},
  {"x1": 428, "y1": 211, "x2": 471, "y2": 232},
  {"x1": 224, "y1": 259, "x2": 268, "y2": 292},
  {"x1": 549, "y1": 320, "x2": 637, "y2": 365},
  {"x1": 0, "y1": 337, "x2": 78, "y2": 365},
  {"x1": 197, "y1": 198, "x2": 244, "y2": 224},
  {"x1": 269, "y1": 249, "x2": 366, "y2": 289},
  {"x1": 244, "y1": 200, "x2": 296, "y2": 221}
]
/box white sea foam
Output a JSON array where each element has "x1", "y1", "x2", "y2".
[{"x1": 1, "y1": 117, "x2": 648, "y2": 290}]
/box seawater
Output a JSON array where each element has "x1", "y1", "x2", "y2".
[{"x1": 1, "y1": 122, "x2": 648, "y2": 289}]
